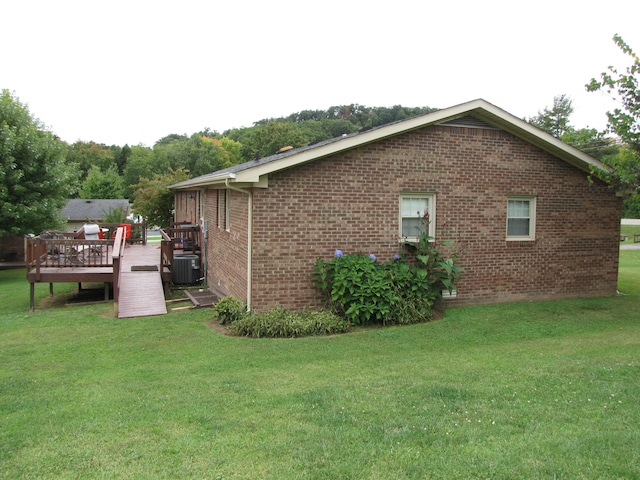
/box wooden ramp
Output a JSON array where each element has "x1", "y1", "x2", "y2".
[{"x1": 117, "y1": 244, "x2": 167, "y2": 318}]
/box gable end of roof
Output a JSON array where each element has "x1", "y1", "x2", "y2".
[{"x1": 168, "y1": 99, "x2": 606, "y2": 190}]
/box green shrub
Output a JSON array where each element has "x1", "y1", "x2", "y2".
[
  {"x1": 313, "y1": 252, "x2": 432, "y2": 326},
  {"x1": 230, "y1": 306, "x2": 350, "y2": 338},
  {"x1": 312, "y1": 212, "x2": 463, "y2": 326},
  {"x1": 103, "y1": 206, "x2": 128, "y2": 224},
  {"x1": 384, "y1": 256, "x2": 434, "y2": 325},
  {"x1": 212, "y1": 296, "x2": 246, "y2": 325},
  {"x1": 623, "y1": 193, "x2": 640, "y2": 218},
  {"x1": 412, "y1": 213, "x2": 464, "y2": 299}
]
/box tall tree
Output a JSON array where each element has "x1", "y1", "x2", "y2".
[
  {"x1": 66, "y1": 140, "x2": 116, "y2": 179},
  {"x1": 587, "y1": 34, "x2": 640, "y2": 193},
  {"x1": 153, "y1": 133, "x2": 243, "y2": 178},
  {"x1": 131, "y1": 168, "x2": 189, "y2": 228},
  {"x1": 122, "y1": 145, "x2": 162, "y2": 198},
  {"x1": 528, "y1": 94, "x2": 574, "y2": 138},
  {"x1": 112, "y1": 144, "x2": 131, "y2": 175},
  {"x1": 79, "y1": 165, "x2": 125, "y2": 199},
  {"x1": 0, "y1": 90, "x2": 79, "y2": 236},
  {"x1": 239, "y1": 122, "x2": 308, "y2": 160},
  {"x1": 529, "y1": 95, "x2": 619, "y2": 162}
]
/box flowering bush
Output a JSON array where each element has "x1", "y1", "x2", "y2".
[
  {"x1": 313, "y1": 213, "x2": 463, "y2": 326},
  {"x1": 313, "y1": 251, "x2": 432, "y2": 326}
]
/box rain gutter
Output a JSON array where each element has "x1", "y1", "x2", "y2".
[{"x1": 225, "y1": 178, "x2": 253, "y2": 311}]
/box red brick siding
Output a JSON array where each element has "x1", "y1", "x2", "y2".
[{"x1": 245, "y1": 125, "x2": 620, "y2": 310}]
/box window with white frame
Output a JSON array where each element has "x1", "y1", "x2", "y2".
[
  {"x1": 400, "y1": 194, "x2": 435, "y2": 242},
  {"x1": 507, "y1": 197, "x2": 536, "y2": 240}
]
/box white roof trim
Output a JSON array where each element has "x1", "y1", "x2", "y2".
[
  {"x1": 170, "y1": 172, "x2": 236, "y2": 190},
  {"x1": 169, "y1": 99, "x2": 606, "y2": 190}
]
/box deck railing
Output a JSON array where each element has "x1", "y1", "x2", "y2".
[
  {"x1": 160, "y1": 229, "x2": 174, "y2": 284},
  {"x1": 164, "y1": 224, "x2": 201, "y2": 252},
  {"x1": 78, "y1": 221, "x2": 147, "y2": 244},
  {"x1": 111, "y1": 227, "x2": 127, "y2": 310},
  {"x1": 25, "y1": 235, "x2": 115, "y2": 280}
]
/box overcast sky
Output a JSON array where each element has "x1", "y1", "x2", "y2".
[{"x1": 3, "y1": 0, "x2": 639, "y2": 147}]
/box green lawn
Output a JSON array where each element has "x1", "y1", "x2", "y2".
[
  {"x1": 621, "y1": 224, "x2": 640, "y2": 244},
  {"x1": 147, "y1": 232, "x2": 162, "y2": 245},
  {"x1": 1, "y1": 252, "x2": 639, "y2": 479}
]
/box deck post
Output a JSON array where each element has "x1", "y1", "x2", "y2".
[{"x1": 30, "y1": 283, "x2": 35, "y2": 312}]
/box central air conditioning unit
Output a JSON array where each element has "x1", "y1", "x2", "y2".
[{"x1": 173, "y1": 254, "x2": 200, "y2": 285}]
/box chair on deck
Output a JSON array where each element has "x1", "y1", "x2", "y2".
[{"x1": 77, "y1": 224, "x2": 103, "y2": 263}]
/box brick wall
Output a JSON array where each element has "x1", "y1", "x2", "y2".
[
  {"x1": 245, "y1": 124, "x2": 621, "y2": 311},
  {"x1": 203, "y1": 188, "x2": 249, "y2": 300}
]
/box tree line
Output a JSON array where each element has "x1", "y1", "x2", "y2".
[
  {"x1": 2, "y1": 34, "x2": 639, "y2": 235},
  {"x1": 70, "y1": 103, "x2": 439, "y2": 201},
  {"x1": 0, "y1": 95, "x2": 437, "y2": 232}
]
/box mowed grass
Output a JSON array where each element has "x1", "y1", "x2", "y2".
[
  {"x1": 620, "y1": 224, "x2": 640, "y2": 244},
  {"x1": 147, "y1": 232, "x2": 162, "y2": 245},
  {"x1": 1, "y1": 252, "x2": 640, "y2": 479}
]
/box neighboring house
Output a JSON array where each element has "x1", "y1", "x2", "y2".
[
  {"x1": 62, "y1": 199, "x2": 130, "y2": 231},
  {"x1": 168, "y1": 99, "x2": 622, "y2": 311}
]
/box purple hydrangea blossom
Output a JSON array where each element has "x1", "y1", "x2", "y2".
[
  {"x1": 334, "y1": 249, "x2": 343, "y2": 258},
  {"x1": 393, "y1": 254, "x2": 401, "y2": 260},
  {"x1": 369, "y1": 254, "x2": 377, "y2": 261}
]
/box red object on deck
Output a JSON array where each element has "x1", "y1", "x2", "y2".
[{"x1": 120, "y1": 223, "x2": 131, "y2": 239}]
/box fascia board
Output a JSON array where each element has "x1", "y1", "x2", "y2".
[
  {"x1": 234, "y1": 101, "x2": 488, "y2": 183},
  {"x1": 235, "y1": 99, "x2": 605, "y2": 182},
  {"x1": 170, "y1": 99, "x2": 606, "y2": 188},
  {"x1": 468, "y1": 102, "x2": 607, "y2": 173},
  {"x1": 168, "y1": 173, "x2": 236, "y2": 190}
]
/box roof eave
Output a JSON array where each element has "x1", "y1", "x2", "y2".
[
  {"x1": 467, "y1": 104, "x2": 605, "y2": 174},
  {"x1": 168, "y1": 99, "x2": 606, "y2": 188},
  {"x1": 168, "y1": 172, "x2": 236, "y2": 190},
  {"x1": 234, "y1": 102, "x2": 490, "y2": 183},
  {"x1": 234, "y1": 99, "x2": 605, "y2": 181}
]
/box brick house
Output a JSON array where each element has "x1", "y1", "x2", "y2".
[{"x1": 168, "y1": 99, "x2": 622, "y2": 311}]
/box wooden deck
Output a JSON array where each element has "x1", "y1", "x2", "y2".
[
  {"x1": 25, "y1": 225, "x2": 203, "y2": 316},
  {"x1": 26, "y1": 235, "x2": 118, "y2": 311},
  {"x1": 117, "y1": 244, "x2": 167, "y2": 318}
]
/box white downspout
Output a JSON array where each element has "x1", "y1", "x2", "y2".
[{"x1": 225, "y1": 179, "x2": 253, "y2": 311}]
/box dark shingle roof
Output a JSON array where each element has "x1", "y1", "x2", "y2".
[
  {"x1": 62, "y1": 199, "x2": 130, "y2": 221},
  {"x1": 168, "y1": 99, "x2": 606, "y2": 190},
  {"x1": 169, "y1": 126, "x2": 386, "y2": 189}
]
